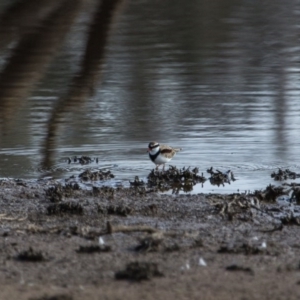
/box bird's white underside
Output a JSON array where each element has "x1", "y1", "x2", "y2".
[{"x1": 153, "y1": 154, "x2": 172, "y2": 164}]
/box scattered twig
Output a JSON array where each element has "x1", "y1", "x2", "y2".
[
  {"x1": 105, "y1": 221, "x2": 199, "y2": 238},
  {"x1": 0, "y1": 214, "x2": 27, "y2": 222}
]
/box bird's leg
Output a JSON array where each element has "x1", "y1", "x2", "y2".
[{"x1": 162, "y1": 164, "x2": 165, "y2": 172}]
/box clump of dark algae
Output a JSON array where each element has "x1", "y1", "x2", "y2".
[
  {"x1": 79, "y1": 169, "x2": 114, "y2": 181},
  {"x1": 280, "y1": 213, "x2": 300, "y2": 225},
  {"x1": 226, "y1": 264, "x2": 254, "y2": 275},
  {"x1": 135, "y1": 233, "x2": 164, "y2": 253},
  {"x1": 267, "y1": 168, "x2": 300, "y2": 205},
  {"x1": 97, "y1": 204, "x2": 132, "y2": 216},
  {"x1": 16, "y1": 247, "x2": 47, "y2": 262},
  {"x1": 47, "y1": 202, "x2": 84, "y2": 215},
  {"x1": 92, "y1": 186, "x2": 115, "y2": 198},
  {"x1": 115, "y1": 262, "x2": 163, "y2": 281},
  {"x1": 45, "y1": 183, "x2": 81, "y2": 202},
  {"x1": 76, "y1": 244, "x2": 111, "y2": 253},
  {"x1": 207, "y1": 167, "x2": 236, "y2": 186},
  {"x1": 271, "y1": 168, "x2": 300, "y2": 181},
  {"x1": 147, "y1": 165, "x2": 206, "y2": 193},
  {"x1": 254, "y1": 184, "x2": 290, "y2": 203},
  {"x1": 290, "y1": 185, "x2": 300, "y2": 205},
  {"x1": 268, "y1": 169, "x2": 300, "y2": 205},
  {"x1": 130, "y1": 176, "x2": 145, "y2": 187},
  {"x1": 208, "y1": 193, "x2": 262, "y2": 222},
  {"x1": 218, "y1": 239, "x2": 268, "y2": 255},
  {"x1": 45, "y1": 169, "x2": 116, "y2": 217},
  {"x1": 68, "y1": 155, "x2": 98, "y2": 165}
]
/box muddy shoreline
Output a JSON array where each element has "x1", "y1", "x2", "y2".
[{"x1": 0, "y1": 169, "x2": 299, "y2": 300}]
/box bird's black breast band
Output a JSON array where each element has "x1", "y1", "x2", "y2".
[{"x1": 149, "y1": 150, "x2": 160, "y2": 162}]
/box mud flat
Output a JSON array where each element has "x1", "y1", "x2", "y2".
[{"x1": 0, "y1": 166, "x2": 299, "y2": 300}]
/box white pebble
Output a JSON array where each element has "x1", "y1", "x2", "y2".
[
  {"x1": 199, "y1": 257, "x2": 207, "y2": 266},
  {"x1": 261, "y1": 241, "x2": 267, "y2": 248},
  {"x1": 99, "y1": 236, "x2": 104, "y2": 245}
]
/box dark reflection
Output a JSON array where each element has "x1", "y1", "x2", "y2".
[
  {"x1": 0, "y1": 0, "x2": 63, "y2": 52},
  {"x1": 0, "y1": 0, "x2": 83, "y2": 124},
  {"x1": 0, "y1": 0, "x2": 126, "y2": 171},
  {"x1": 42, "y1": 0, "x2": 126, "y2": 169}
]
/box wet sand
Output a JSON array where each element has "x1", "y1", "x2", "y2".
[{"x1": 0, "y1": 174, "x2": 299, "y2": 300}]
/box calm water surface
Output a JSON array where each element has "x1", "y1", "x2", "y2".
[{"x1": 0, "y1": 0, "x2": 300, "y2": 193}]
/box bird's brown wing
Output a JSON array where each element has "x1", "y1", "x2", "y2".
[{"x1": 160, "y1": 144, "x2": 179, "y2": 159}]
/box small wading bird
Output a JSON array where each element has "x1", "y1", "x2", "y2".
[{"x1": 147, "y1": 141, "x2": 182, "y2": 170}]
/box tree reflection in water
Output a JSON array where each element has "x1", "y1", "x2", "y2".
[{"x1": 0, "y1": 0, "x2": 126, "y2": 170}]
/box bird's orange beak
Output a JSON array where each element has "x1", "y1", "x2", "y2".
[{"x1": 147, "y1": 148, "x2": 150, "y2": 152}]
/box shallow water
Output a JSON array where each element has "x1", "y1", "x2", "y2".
[{"x1": 0, "y1": 0, "x2": 300, "y2": 193}]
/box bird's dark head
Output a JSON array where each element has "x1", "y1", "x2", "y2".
[{"x1": 147, "y1": 141, "x2": 159, "y2": 153}]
